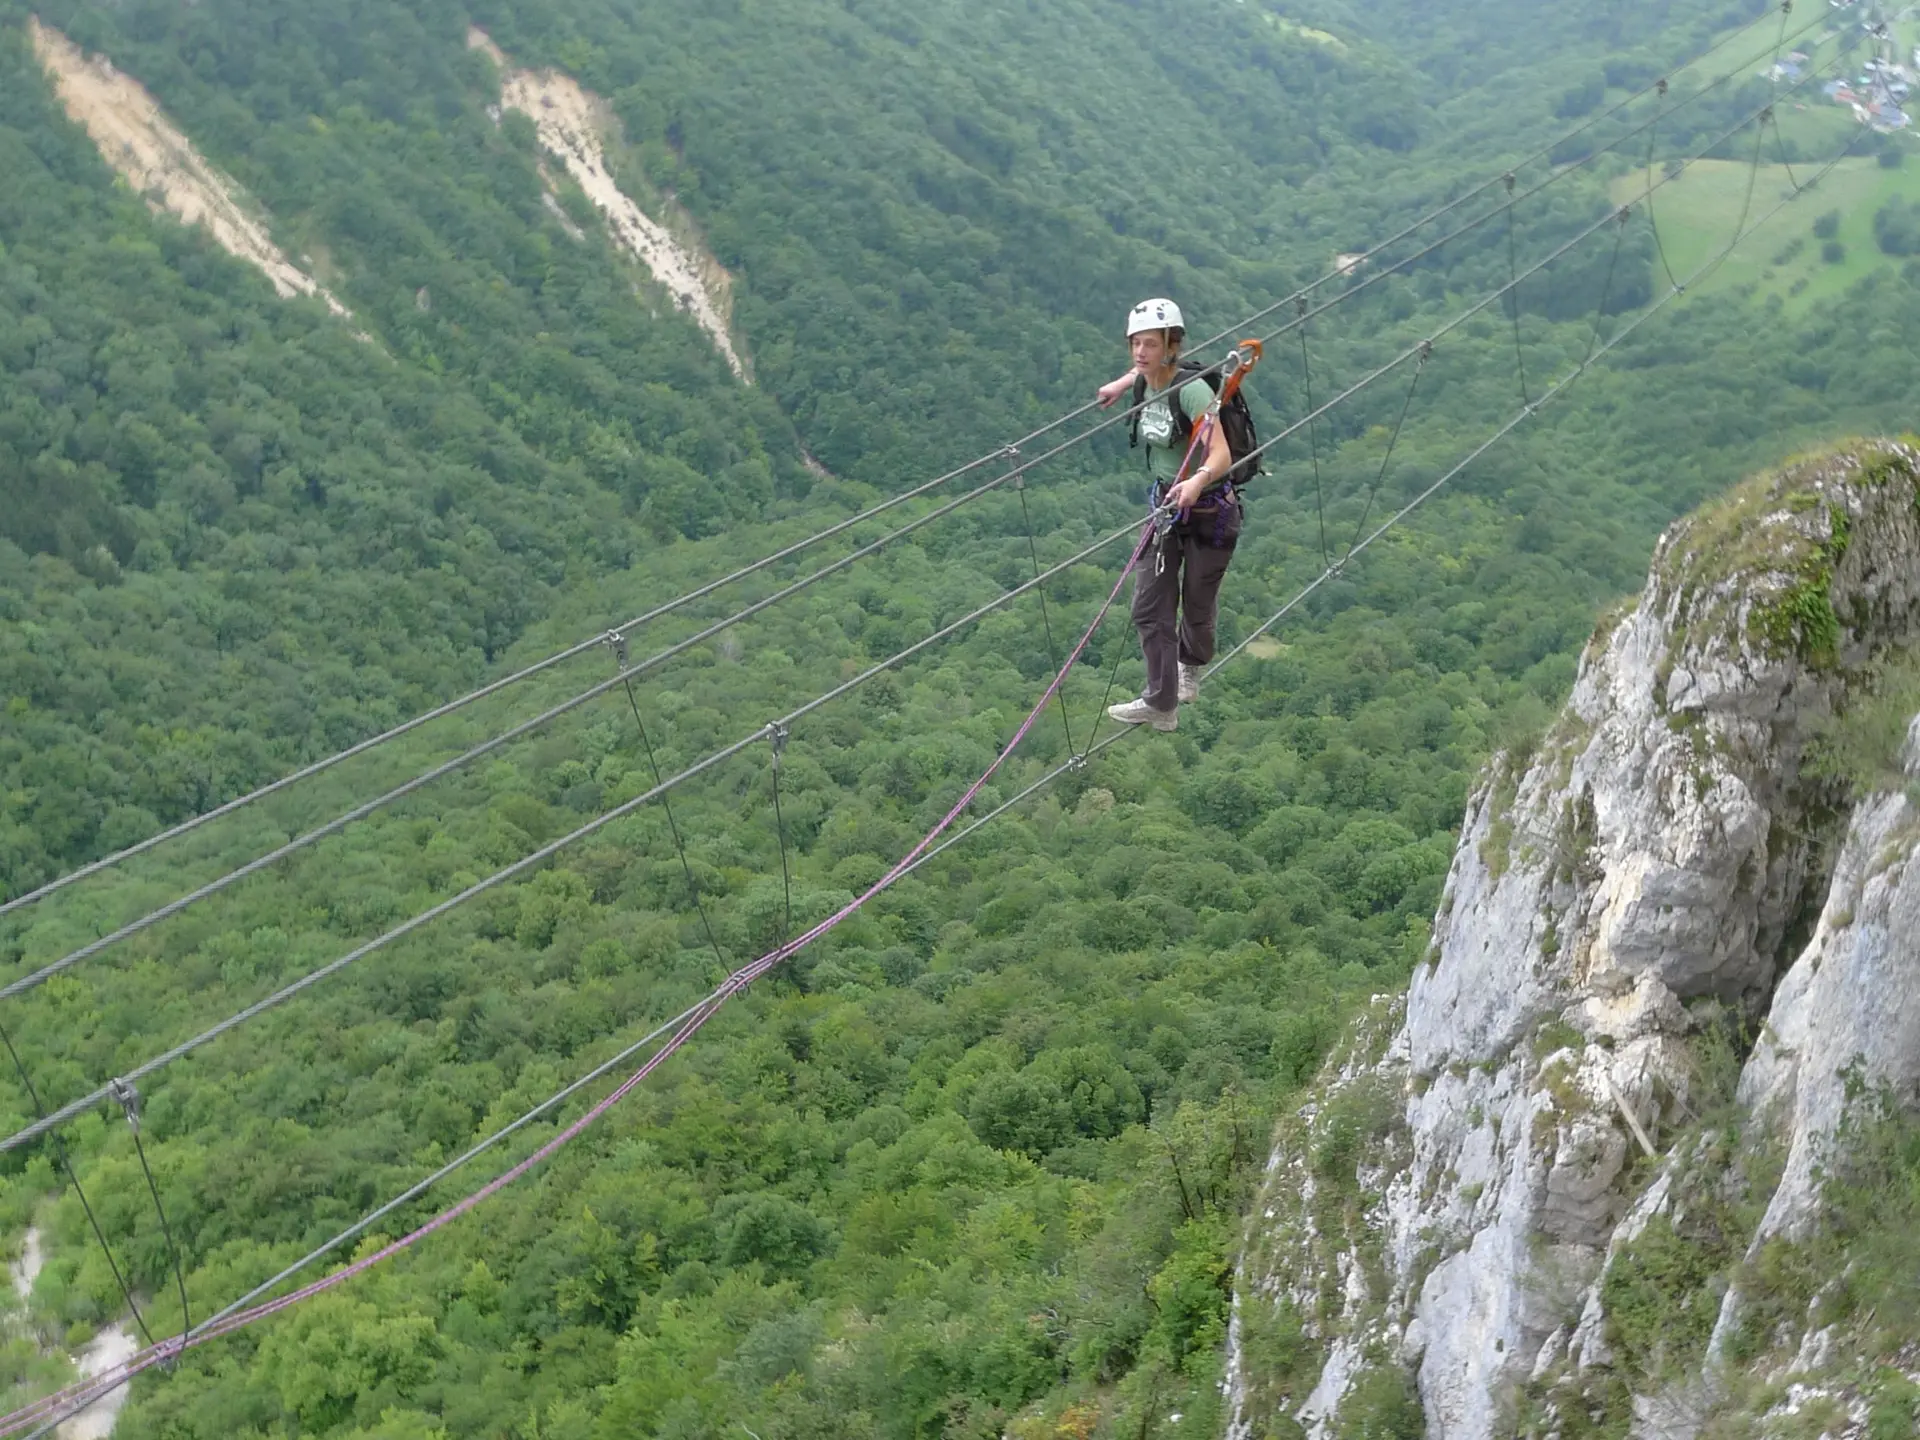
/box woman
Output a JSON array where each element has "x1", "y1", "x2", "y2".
[{"x1": 1094, "y1": 297, "x2": 1242, "y2": 733}]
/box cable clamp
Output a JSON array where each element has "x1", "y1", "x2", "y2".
[
  {"x1": 107, "y1": 1076, "x2": 141, "y2": 1134},
  {"x1": 1656, "y1": 77, "x2": 1669, "y2": 97},
  {"x1": 1418, "y1": 339, "x2": 1434, "y2": 364},
  {"x1": 1002, "y1": 444, "x2": 1024, "y2": 490},
  {"x1": 1616, "y1": 205, "x2": 1633, "y2": 225},
  {"x1": 1066, "y1": 753, "x2": 1088, "y2": 774},
  {"x1": 1502, "y1": 172, "x2": 1516, "y2": 194},
  {"x1": 604, "y1": 629, "x2": 630, "y2": 667},
  {"x1": 1294, "y1": 293, "x2": 1309, "y2": 317},
  {"x1": 768, "y1": 721, "x2": 790, "y2": 766},
  {"x1": 1759, "y1": 105, "x2": 1774, "y2": 125}
]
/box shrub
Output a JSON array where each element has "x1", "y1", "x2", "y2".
[{"x1": 1873, "y1": 196, "x2": 1920, "y2": 256}]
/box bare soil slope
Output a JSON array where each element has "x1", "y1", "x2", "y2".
[
  {"x1": 469, "y1": 27, "x2": 750, "y2": 382},
  {"x1": 29, "y1": 17, "x2": 349, "y2": 319}
]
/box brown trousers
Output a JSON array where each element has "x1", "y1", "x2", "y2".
[{"x1": 1131, "y1": 495, "x2": 1241, "y2": 713}]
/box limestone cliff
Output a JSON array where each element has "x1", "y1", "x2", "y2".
[{"x1": 1229, "y1": 442, "x2": 1920, "y2": 1439}]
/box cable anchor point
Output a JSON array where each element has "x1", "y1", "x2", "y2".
[
  {"x1": 107, "y1": 1076, "x2": 140, "y2": 1134},
  {"x1": 604, "y1": 629, "x2": 630, "y2": 667}
]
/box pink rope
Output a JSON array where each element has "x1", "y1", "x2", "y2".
[{"x1": 0, "y1": 523, "x2": 1155, "y2": 1439}]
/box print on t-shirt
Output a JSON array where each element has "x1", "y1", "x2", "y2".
[{"x1": 1138, "y1": 394, "x2": 1176, "y2": 448}]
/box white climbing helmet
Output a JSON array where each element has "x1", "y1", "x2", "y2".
[{"x1": 1125, "y1": 297, "x2": 1185, "y2": 336}]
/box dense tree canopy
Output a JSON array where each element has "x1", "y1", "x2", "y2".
[{"x1": 3, "y1": 0, "x2": 1919, "y2": 1435}]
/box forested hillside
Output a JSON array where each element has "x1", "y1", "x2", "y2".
[{"x1": 3, "y1": 0, "x2": 1920, "y2": 1435}]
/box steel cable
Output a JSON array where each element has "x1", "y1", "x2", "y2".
[
  {"x1": 0, "y1": 4, "x2": 1817, "y2": 928},
  {"x1": 5, "y1": 103, "x2": 1870, "y2": 1406},
  {"x1": 0, "y1": 513, "x2": 1159, "y2": 1152},
  {"x1": 0, "y1": 49, "x2": 1847, "y2": 1149}
]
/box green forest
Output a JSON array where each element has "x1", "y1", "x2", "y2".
[{"x1": 3, "y1": 0, "x2": 1920, "y2": 1435}]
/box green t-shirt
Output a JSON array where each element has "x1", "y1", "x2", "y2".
[{"x1": 1139, "y1": 376, "x2": 1215, "y2": 483}]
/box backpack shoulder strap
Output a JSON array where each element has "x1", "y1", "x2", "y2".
[
  {"x1": 1169, "y1": 362, "x2": 1213, "y2": 438},
  {"x1": 1127, "y1": 373, "x2": 1149, "y2": 448}
]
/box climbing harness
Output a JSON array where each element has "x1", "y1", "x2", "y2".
[{"x1": 1147, "y1": 338, "x2": 1262, "y2": 576}]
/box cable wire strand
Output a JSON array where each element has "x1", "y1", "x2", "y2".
[
  {"x1": 1185, "y1": 1, "x2": 1804, "y2": 349},
  {"x1": 0, "y1": 1, "x2": 1819, "y2": 927},
  {"x1": 620, "y1": 674, "x2": 727, "y2": 970},
  {"x1": 768, "y1": 727, "x2": 794, "y2": 950},
  {"x1": 0, "y1": 51, "x2": 1850, "y2": 1153},
  {"x1": 107, "y1": 1081, "x2": 191, "y2": 1357},
  {"x1": 1580, "y1": 207, "x2": 1634, "y2": 371},
  {"x1": 1237, "y1": 5, "x2": 1829, "y2": 359},
  {"x1": 0, "y1": 1020, "x2": 155, "y2": 1349},
  {"x1": 1772, "y1": 104, "x2": 1802, "y2": 194},
  {"x1": 0, "y1": 418, "x2": 1125, "y2": 1006},
  {"x1": 1296, "y1": 301, "x2": 1333, "y2": 571},
  {"x1": 0, "y1": 524, "x2": 1160, "y2": 1440},
  {"x1": 1232, "y1": 46, "x2": 1841, "y2": 477},
  {"x1": 1345, "y1": 345, "x2": 1429, "y2": 561},
  {"x1": 0, "y1": 514, "x2": 1159, "y2": 1153},
  {"x1": 1502, "y1": 175, "x2": 1532, "y2": 407},
  {"x1": 1014, "y1": 457, "x2": 1076, "y2": 757},
  {"x1": 1643, "y1": 78, "x2": 1684, "y2": 293},
  {"x1": 4, "y1": 106, "x2": 1870, "y2": 1423}
]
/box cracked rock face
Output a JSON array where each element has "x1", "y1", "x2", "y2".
[
  {"x1": 1228, "y1": 444, "x2": 1920, "y2": 1440},
  {"x1": 1738, "y1": 735, "x2": 1920, "y2": 1243}
]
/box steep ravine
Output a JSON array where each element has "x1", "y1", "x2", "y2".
[{"x1": 1229, "y1": 442, "x2": 1920, "y2": 1439}]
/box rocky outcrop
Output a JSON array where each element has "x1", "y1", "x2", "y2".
[{"x1": 1229, "y1": 442, "x2": 1920, "y2": 1439}]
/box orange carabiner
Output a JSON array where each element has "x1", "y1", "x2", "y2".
[{"x1": 1217, "y1": 337, "x2": 1264, "y2": 404}]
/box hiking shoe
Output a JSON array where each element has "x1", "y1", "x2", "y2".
[
  {"x1": 1107, "y1": 697, "x2": 1178, "y2": 732},
  {"x1": 1178, "y1": 664, "x2": 1202, "y2": 705}
]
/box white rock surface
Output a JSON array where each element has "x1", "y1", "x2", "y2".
[
  {"x1": 1738, "y1": 777, "x2": 1920, "y2": 1241},
  {"x1": 1229, "y1": 445, "x2": 1920, "y2": 1439}
]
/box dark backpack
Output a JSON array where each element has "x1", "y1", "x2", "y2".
[{"x1": 1127, "y1": 361, "x2": 1263, "y2": 487}]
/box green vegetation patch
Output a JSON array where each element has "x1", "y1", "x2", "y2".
[{"x1": 1612, "y1": 154, "x2": 1920, "y2": 314}]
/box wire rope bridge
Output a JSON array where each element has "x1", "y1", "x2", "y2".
[{"x1": 0, "y1": 6, "x2": 1858, "y2": 1430}]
